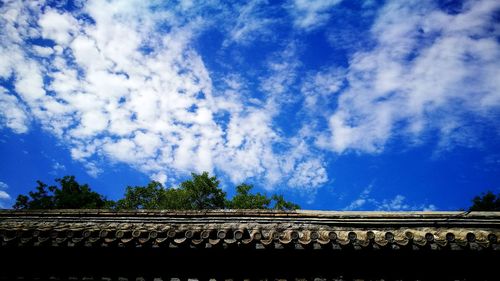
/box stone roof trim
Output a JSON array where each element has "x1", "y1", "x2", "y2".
[{"x1": 1, "y1": 210, "x2": 499, "y2": 250}]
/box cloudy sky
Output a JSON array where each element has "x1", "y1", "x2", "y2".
[{"x1": 0, "y1": 0, "x2": 499, "y2": 210}]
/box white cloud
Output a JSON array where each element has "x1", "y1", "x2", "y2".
[
  {"x1": 0, "y1": 87, "x2": 30, "y2": 133},
  {"x1": 83, "y1": 162, "x2": 102, "y2": 178},
  {"x1": 301, "y1": 67, "x2": 344, "y2": 113},
  {"x1": 32, "y1": 45, "x2": 54, "y2": 57},
  {"x1": 423, "y1": 205, "x2": 437, "y2": 212},
  {"x1": 151, "y1": 172, "x2": 168, "y2": 184},
  {"x1": 288, "y1": 159, "x2": 328, "y2": 190},
  {"x1": 321, "y1": 0, "x2": 500, "y2": 153},
  {"x1": 343, "y1": 185, "x2": 372, "y2": 210},
  {"x1": 377, "y1": 195, "x2": 436, "y2": 212},
  {"x1": 215, "y1": 105, "x2": 282, "y2": 186},
  {"x1": 378, "y1": 195, "x2": 410, "y2": 211},
  {"x1": 14, "y1": 60, "x2": 46, "y2": 102},
  {"x1": 261, "y1": 41, "x2": 300, "y2": 98},
  {"x1": 223, "y1": 0, "x2": 276, "y2": 46},
  {"x1": 288, "y1": 0, "x2": 342, "y2": 31},
  {"x1": 38, "y1": 9, "x2": 79, "y2": 46},
  {"x1": 0, "y1": 191, "x2": 9, "y2": 201},
  {"x1": 343, "y1": 185, "x2": 437, "y2": 211},
  {"x1": 0, "y1": 181, "x2": 11, "y2": 209},
  {"x1": 52, "y1": 161, "x2": 66, "y2": 171},
  {"x1": 0, "y1": 0, "x2": 326, "y2": 193},
  {"x1": 346, "y1": 199, "x2": 365, "y2": 210},
  {"x1": 49, "y1": 160, "x2": 67, "y2": 176}
]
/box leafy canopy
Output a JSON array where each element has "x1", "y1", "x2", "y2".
[
  {"x1": 227, "y1": 184, "x2": 271, "y2": 209},
  {"x1": 115, "y1": 172, "x2": 224, "y2": 210},
  {"x1": 13, "y1": 176, "x2": 111, "y2": 209},
  {"x1": 469, "y1": 191, "x2": 500, "y2": 211},
  {"x1": 227, "y1": 184, "x2": 299, "y2": 210},
  {"x1": 181, "y1": 172, "x2": 226, "y2": 209},
  {"x1": 14, "y1": 172, "x2": 300, "y2": 210}
]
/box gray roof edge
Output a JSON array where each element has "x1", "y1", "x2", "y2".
[{"x1": 1, "y1": 209, "x2": 498, "y2": 219}]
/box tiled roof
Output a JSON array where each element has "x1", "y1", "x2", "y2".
[{"x1": 1, "y1": 210, "x2": 499, "y2": 250}]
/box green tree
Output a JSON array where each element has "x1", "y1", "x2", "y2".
[
  {"x1": 116, "y1": 181, "x2": 191, "y2": 210},
  {"x1": 13, "y1": 172, "x2": 301, "y2": 211},
  {"x1": 116, "y1": 181, "x2": 166, "y2": 209},
  {"x1": 469, "y1": 191, "x2": 500, "y2": 211},
  {"x1": 162, "y1": 188, "x2": 191, "y2": 209},
  {"x1": 228, "y1": 184, "x2": 271, "y2": 209},
  {"x1": 181, "y1": 172, "x2": 226, "y2": 209},
  {"x1": 13, "y1": 181, "x2": 55, "y2": 209},
  {"x1": 116, "y1": 172, "x2": 226, "y2": 210},
  {"x1": 271, "y1": 194, "x2": 300, "y2": 210},
  {"x1": 226, "y1": 184, "x2": 300, "y2": 210},
  {"x1": 13, "y1": 176, "x2": 111, "y2": 209}
]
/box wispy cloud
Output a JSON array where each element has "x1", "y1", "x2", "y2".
[
  {"x1": 260, "y1": 41, "x2": 301, "y2": 98},
  {"x1": 343, "y1": 185, "x2": 372, "y2": 211},
  {"x1": 317, "y1": 0, "x2": 500, "y2": 153},
  {"x1": 301, "y1": 67, "x2": 344, "y2": 115},
  {"x1": 49, "y1": 161, "x2": 66, "y2": 176},
  {"x1": 223, "y1": 0, "x2": 277, "y2": 46},
  {"x1": 287, "y1": 0, "x2": 343, "y2": 31},
  {"x1": 343, "y1": 185, "x2": 436, "y2": 211},
  {"x1": 378, "y1": 195, "x2": 436, "y2": 212}
]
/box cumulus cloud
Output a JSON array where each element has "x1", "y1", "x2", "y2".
[
  {"x1": 38, "y1": 9, "x2": 79, "y2": 46},
  {"x1": 32, "y1": 45, "x2": 54, "y2": 57},
  {"x1": 288, "y1": 0, "x2": 343, "y2": 31},
  {"x1": 317, "y1": 0, "x2": 500, "y2": 153},
  {"x1": 0, "y1": 0, "x2": 326, "y2": 192}
]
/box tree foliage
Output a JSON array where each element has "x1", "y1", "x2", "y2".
[
  {"x1": 271, "y1": 194, "x2": 300, "y2": 210},
  {"x1": 469, "y1": 191, "x2": 500, "y2": 211},
  {"x1": 227, "y1": 184, "x2": 299, "y2": 210},
  {"x1": 13, "y1": 176, "x2": 111, "y2": 209},
  {"x1": 13, "y1": 173, "x2": 300, "y2": 211},
  {"x1": 181, "y1": 172, "x2": 226, "y2": 209},
  {"x1": 115, "y1": 181, "x2": 168, "y2": 210},
  {"x1": 228, "y1": 184, "x2": 271, "y2": 209},
  {"x1": 115, "y1": 172, "x2": 222, "y2": 210}
]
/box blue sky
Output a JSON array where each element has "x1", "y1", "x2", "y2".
[{"x1": 0, "y1": 0, "x2": 499, "y2": 210}]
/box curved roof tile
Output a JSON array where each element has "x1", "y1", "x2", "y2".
[{"x1": 1, "y1": 210, "x2": 499, "y2": 250}]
